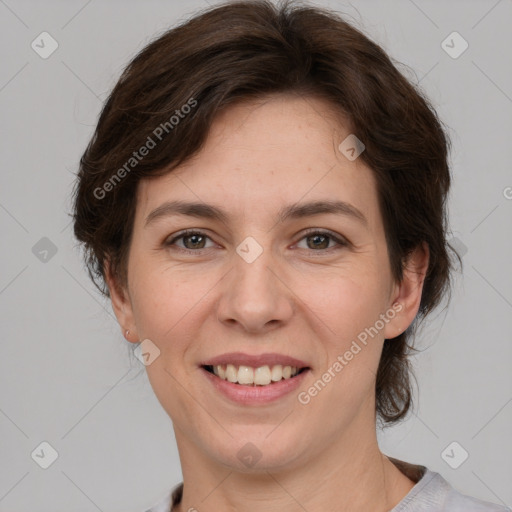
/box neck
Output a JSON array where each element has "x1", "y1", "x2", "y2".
[{"x1": 172, "y1": 405, "x2": 414, "y2": 512}]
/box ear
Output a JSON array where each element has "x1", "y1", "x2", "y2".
[
  {"x1": 383, "y1": 242, "x2": 430, "y2": 339},
  {"x1": 104, "y1": 259, "x2": 139, "y2": 344}
]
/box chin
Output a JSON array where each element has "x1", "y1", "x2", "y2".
[{"x1": 205, "y1": 428, "x2": 307, "y2": 473}]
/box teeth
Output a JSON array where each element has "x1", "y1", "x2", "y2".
[
  {"x1": 212, "y1": 364, "x2": 300, "y2": 386},
  {"x1": 237, "y1": 365, "x2": 254, "y2": 385},
  {"x1": 254, "y1": 365, "x2": 271, "y2": 385},
  {"x1": 271, "y1": 365, "x2": 282, "y2": 382},
  {"x1": 226, "y1": 364, "x2": 238, "y2": 383}
]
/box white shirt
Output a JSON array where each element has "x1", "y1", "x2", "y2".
[{"x1": 145, "y1": 458, "x2": 511, "y2": 512}]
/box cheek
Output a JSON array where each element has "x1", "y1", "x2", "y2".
[
  {"x1": 297, "y1": 266, "x2": 390, "y2": 406},
  {"x1": 143, "y1": 352, "x2": 205, "y2": 439},
  {"x1": 128, "y1": 264, "x2": 210, "y2": 422},
  {"x1": 301, "y1": 266, "x2": 390, "y2": 340},
  {"x1": 128, "y1": 258, "x2": 207, "y2": 340},
  {"x1": 296, "y1": 273, "x2": 387, "y2": 425}
]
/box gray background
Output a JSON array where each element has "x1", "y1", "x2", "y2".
[{"x1": 0, "y1": 0, "x2": 511, "y2": 510}]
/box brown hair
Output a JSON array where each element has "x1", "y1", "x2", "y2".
[{"x1": 72, "y1": 0, "x2": 458, "y2": 424}]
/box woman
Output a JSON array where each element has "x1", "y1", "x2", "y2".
[{"x1": 72, "y1": 1, "x2": 509, "y2": 511}]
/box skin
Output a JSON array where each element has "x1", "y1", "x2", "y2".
[{"x1": 106, "y1": 93, "x2": 429, "y2": 512}]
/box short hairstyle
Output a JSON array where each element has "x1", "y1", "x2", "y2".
[{"x1": 72, "y1": 0, "x2": 459, "y2": 425}]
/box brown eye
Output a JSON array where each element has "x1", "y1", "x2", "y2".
[
  {"x1": 181, "y1": 233, "x2": 207, "y2": 249},
  {"x1": 306, "y1": 233, "x2": 330, "y2": 250},
  {"x1": 165, "y1": 230, "x2": 214, "y2": 252},
  {"x1": 296, "y1": 230, "x2": 348, "y2": 252}
]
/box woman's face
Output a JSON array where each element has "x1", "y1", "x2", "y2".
[{"x1": 109, "y1": 94, "x2": 425, "y2": 472}]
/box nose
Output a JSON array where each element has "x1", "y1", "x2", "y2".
[{"x1": 216, "y1": 244, "x2": 294, "y2": 334}]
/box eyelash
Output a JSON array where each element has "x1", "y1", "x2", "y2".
[{"x1": 164, "y1": 228, "x2": 348, "y2": 255}]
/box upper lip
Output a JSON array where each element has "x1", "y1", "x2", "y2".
[{"x1": 200, "y1": 352, "x2": 310, "y2": 369}]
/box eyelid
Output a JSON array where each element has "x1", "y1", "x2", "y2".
[
  {"x1": 164, "y1": 229, "x2": 218, "y2": 251},
  {"x1": 164, "y1": 228, "x2": 349, "y2": 253},
  {"x1": 295, "y1": 228, "x2": 349, "y2": 250}
]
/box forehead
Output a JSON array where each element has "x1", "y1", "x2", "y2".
[{"x1": 135, "y1": 94, "x2": 379, "y2": 228}]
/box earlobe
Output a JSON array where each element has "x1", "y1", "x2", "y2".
[
  {"x1": 384, "y1": 242, "x2": 430, "y2": 339},
  {"x1": 104, "y1": 259, "x2": 139, "y2": 343}
]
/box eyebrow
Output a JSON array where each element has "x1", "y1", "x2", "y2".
[{"x1": 144, "y1": 199, "x2": 368, "y2": 228}]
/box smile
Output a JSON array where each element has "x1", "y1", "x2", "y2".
[{"x1": 203, "y1": 364, "x2": 306, "y2": 386}]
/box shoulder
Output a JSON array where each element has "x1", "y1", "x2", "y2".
[
  {"x1": 442, "y1": 482, "x2": 510, "y2": 512},
  {"x1": 411, "y1": 470, "x2": 510, "y2": 511},
  {"x1": 388, "y1": 458, "x2": 510, "y2": 512}
]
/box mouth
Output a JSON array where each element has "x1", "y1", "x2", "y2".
[{"x1": 201, "y1": 364, "x2": 310, "y2": 386}]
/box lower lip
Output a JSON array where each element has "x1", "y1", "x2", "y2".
[{"x1": 201, "y1": 367, "x2": 310, "y2": 405}]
